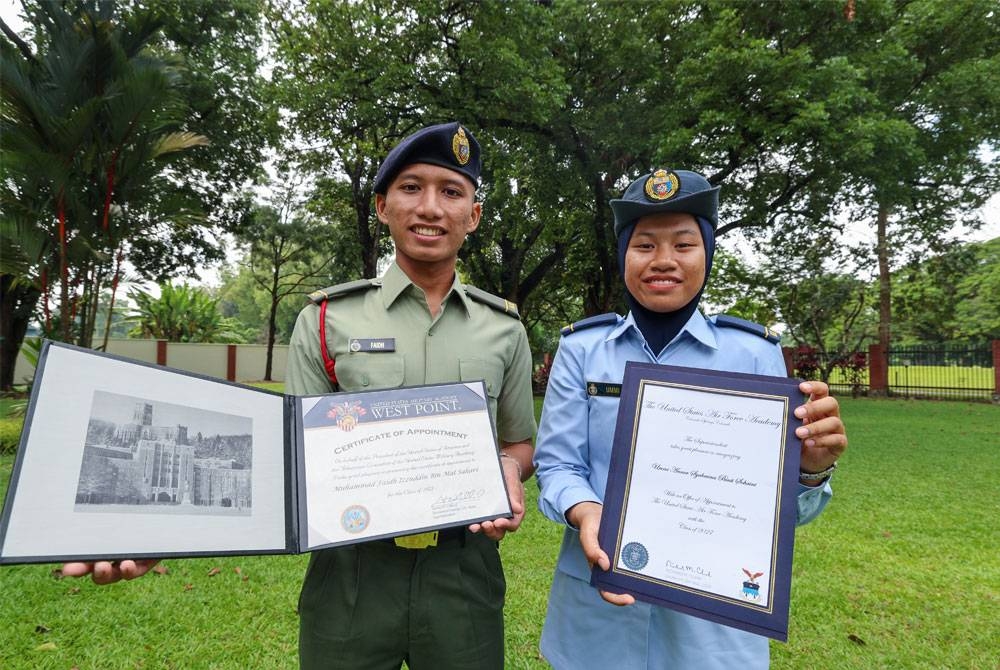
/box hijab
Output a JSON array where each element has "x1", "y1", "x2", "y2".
[{"x1": 616, "y1": 215, "x2": 716, "y2": 354}]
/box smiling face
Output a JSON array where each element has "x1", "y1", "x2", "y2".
[
  {"x1": 375, "y1": 163, "x2": 481, "y2": 277},
  {"x1": 623, "y1": 212, "x2": 707, "y2": 313}
]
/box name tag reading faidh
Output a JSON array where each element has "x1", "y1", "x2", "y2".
[{"x1": 349, "y1": 338, "x2": 396, "y2": 353}]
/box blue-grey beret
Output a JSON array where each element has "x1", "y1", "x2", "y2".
[
  {"x1": 610, "y1": 169, "x2": 720, "y2": 235},
  {"x1": 373, "y1": 121, "x2": 482, "y2": 195}
]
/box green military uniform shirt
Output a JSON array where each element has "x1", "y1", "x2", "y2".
[{"x1": 286, "y1": 261, "x2": 536, "y2": 445}]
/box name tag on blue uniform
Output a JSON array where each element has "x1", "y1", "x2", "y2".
[
  {"x1": 349, "y1": 338, "x2": 396, "y2": 353},
  {"x1": 586, "y1": 381, "x2": 622, "y2": 397}
]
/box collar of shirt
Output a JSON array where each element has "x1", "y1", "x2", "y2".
[
  {"x1": 378, "y1": 261, "x2": 474, "y2": 317},
  {"x1": 608, "y1": 310, "x2": 719, "y2": 352}
]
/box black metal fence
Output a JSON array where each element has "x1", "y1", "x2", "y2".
[
  {"x1": 886, "y1": 344, "x2": 994, "y2": 401},
  {"x1": 787, "y1": 343, "x2": 996, "y2": 402}
]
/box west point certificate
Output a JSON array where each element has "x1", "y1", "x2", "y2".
[
  {"x1": 592, "y1": 362, "x2": 803, "y2": 641},
  {"x1": 298, "y1": 386, "x2": 510, "y2": 547},
  {"x1": 0, "y1": 341, "x2": 512, "y2": 564}
]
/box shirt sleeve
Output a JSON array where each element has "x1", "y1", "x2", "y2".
[
  {"x1": 286, "y1": 304, "x2": 336, "y2": 396},
  {"x1": 796, "y1": 481, "x2": 833, "y2": 525},
  {"x1": 770, "y1": 341, "x2": 834, "y2": 525},
  {"x1": 533, "y1": 338, "x2": 601, "y2": 526},
  {"x1": 496, "y1": 323, "x2": 537, "y2": 444}
]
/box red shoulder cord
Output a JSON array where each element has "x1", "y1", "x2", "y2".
[{"x1": 318, "y1": 300, "x2": 337, "y2": 386}]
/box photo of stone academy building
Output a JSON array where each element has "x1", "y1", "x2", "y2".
[{"x1": 75, "y1": 392, "x2": 253, "y2": 515}]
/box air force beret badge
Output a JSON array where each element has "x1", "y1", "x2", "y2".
[{"x1": 644, "y1": 169, "x2": 680, "y2": 201}]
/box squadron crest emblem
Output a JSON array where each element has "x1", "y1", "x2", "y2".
[
  {"x1": 644, "y1": 169, "x2": 680, "y2": 201},
  {"x1": 452, "y1": 127, "x2": 471, "y2": 165}
]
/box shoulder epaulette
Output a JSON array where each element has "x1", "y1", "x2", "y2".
[
  {"x1": 714, "y1": 314, "x2": 781, "y2": 344},
  {"x1": 561, "y1": 313, "x2": 619, "y2": 337},
  {"x1": 307, "y1": 278, "x2": 379, "y2": 304},
  {"x1": 464, "y1": 286, "x2": 520, "y2": 319}
]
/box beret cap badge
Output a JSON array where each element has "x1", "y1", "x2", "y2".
[
  {"x1": 452, "y1": 127, "x2": 471, "y2": 166},
  {"x1": 644, "y1": 169, "x2": 680, "y2": 202}
]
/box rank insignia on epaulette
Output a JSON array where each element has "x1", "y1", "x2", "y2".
[
  {"x1": 453, "y1": 127, "x2": 470, "y2": 165},
  {"x1": 714, "y1": 314, "x2": 781, "y2": 344},
  {"x1": 560, "y1": 312, "x2": 619, "y2": 337},
  {"x1": 308, "y1": 288, "x2": 329, "y2": 302},
  {"x1": 644, "y1": 169, "x2": 680, "y2": 202},
  {"x1": 586, "y1": 381, "x2": 622, "y2": 397}
]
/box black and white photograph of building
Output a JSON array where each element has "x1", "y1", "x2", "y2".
[{"x1": 75, "y1": 391, "x2": 253, "y2": 515}]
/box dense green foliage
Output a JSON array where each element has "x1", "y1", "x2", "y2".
[
  {"x1": 0, "y1": 398, "x2": 997, "y2": 668},
  {"x1": 128, "y1": 283, "x2": 252, "y2": 343},
  {"x1": 0, "y1": 0, "x2": 271, "y2": 386},
  {"x1": 3, "y1": 0, "x2": 999, "y2": 366}
]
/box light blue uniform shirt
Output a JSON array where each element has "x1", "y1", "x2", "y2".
[{"x1": 534, "y1": 310, "x2": 832, "y2": 669}]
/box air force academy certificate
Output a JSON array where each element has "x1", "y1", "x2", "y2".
[
  {"x1": 298, "y1": 383, "x2": 512, "y2": 548},
  {"x1": 592, "y1": 362, "x2": 803, "y2": 641}
]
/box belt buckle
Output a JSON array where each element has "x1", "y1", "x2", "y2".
[{"x1": 394, "y1": 531, "x2": 439, "y2": 549}]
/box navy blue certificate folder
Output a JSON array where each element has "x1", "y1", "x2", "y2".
[{"x1": 591, "y1": 361, "x2": 804, "y2": 641}]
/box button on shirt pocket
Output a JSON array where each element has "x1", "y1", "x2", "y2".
[{"x1": 335, "y1": 354, "x2": 405, "y2": 391}]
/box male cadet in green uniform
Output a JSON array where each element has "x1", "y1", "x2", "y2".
[
  {"x1": 288, "y1": 121, "x2": 537, "y2": 669},
  {"x1": 60, "y1": 122, "x2": 537, "y2": 670}
]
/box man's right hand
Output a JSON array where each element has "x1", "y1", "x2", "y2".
[{"x1": 61, "y1": 559, "x2": 160, "y2": 585}]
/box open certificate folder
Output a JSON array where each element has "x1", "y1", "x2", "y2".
[
  {"x1": 0, "y1": 341, "x2": 512, "y2": 565},
  {"x1": 592, "y1": 362, "x2": 804, "y2": 641}
]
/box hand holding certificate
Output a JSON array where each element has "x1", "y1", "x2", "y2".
[{"x1": 592, "y1": 362, "x2": 804, "y2": 641}]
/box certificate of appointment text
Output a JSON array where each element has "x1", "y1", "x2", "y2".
[{"x1": 299, "y1": 383, "x2": 511, "y2": 548}]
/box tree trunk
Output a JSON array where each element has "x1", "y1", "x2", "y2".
[
  {"x1": 876, "y1": 204, "x2": 892, "y2": 396},
  {"x1": 0, "y1": 275, "x2": 42, "y2": 391},
  {"x1": 57, "y1": 195, "x2": 71, "y2": 342},
  {"x1": 876, "y1": 205, "x2": 891, "y2": 352},
  {"x1": 264, "y1": 268, "x2": 280, "y2": 381},
  {"x1": 102, "y1": 247, "x2": 124, "y2": 351}
]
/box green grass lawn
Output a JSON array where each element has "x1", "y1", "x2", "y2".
[{"x1": 1, "y1": 397, "x2": 997, "y2": 668}]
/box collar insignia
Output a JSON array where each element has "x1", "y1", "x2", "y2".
[
  {"x1": 644, "y1": 169, "x2": 680, "y2": 201},
  {"x1": 453, "y1": 127, "x2": 471, "y2": 165}
]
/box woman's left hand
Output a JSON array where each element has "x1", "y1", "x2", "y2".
[{"x1": 795, "y1": 381, "x2": 848, "y2": 478}]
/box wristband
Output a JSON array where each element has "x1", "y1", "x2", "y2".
[
  {"x1": 500, "y1": 452, "x2": 523, "y2": 481},
  {"x1": 799, "y1": 461, "x2": 837, "y2": 483}
]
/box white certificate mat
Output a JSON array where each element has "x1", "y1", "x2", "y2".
[
  {"x1": 616, "y1": 383, "x2": 786, "y2": 603},
  {"x1": 0, "y1": 343, "x2": 289, "y2": 562},
  {"x1": 298, "y1": 383, "x2": 511, "y2": 549},
  {"x1": 593, "y1": 362, "x2": 802, "y2": 641}
]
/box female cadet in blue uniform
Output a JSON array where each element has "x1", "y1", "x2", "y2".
[{"x1": 533, "y1": 168, "x2": 848, "y2": 669}]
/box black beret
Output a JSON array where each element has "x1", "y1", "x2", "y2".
[
  {"x1": 610, "y1": 169, "x2": 721, "y2": 235},
  {"x1": 373, "y1": 122, "x2": 482, "y2": 195}
]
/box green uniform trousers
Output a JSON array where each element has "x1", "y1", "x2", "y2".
[{"x1": 298, "y1": 531, "x2": 505, "y2": 670}]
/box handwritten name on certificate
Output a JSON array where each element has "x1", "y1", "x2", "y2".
[
  {"x1": 617, "y1": 382, "x2": 788, "y2": 604},
  {"x1": 298, "y1": 383, "x2": 511, "y2": 548}
]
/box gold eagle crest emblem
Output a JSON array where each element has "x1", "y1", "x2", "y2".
[
  {"x1": 644, "y1": 169, "x2": 680, "y2": 201},
  {"x1": 452, "y1": 127, "x2": 471, "y2": 165}
]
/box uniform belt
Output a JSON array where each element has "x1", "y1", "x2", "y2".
[{"x1": 377, "y1": 526, "x2": 466, "y2": 548}]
